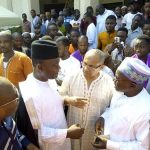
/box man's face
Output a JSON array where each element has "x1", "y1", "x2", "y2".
[
  {"x1": 117, "y1": 31, "x2": 127, "y2": 43},
  {"x1": 130, "y1": 3, "x2": 139, "y2": 12},
  {"x1": 22, "y1": 14, "x2": 27, "y2": 20},
  {"x1": 144, "y1": 2, "x2": 150, "y2": 14},
  {"x1": 143, "y1": 24, "x2": 150, "y2": 37},
  {"x1": 56, "y1": 41, "x2": 66, "y2": 58},
  {"x1": 70, "y1": 31, "x2": 79, "y2": 45},
  {"x1": 13, "y1": 36, "x2": 23, "y2": 49},
  {"x1": 78, "y1": 39, "x2": 88, "y2": 55},
  {"x1": 0, "y1": 85, "x2": 19, "y2": 121},
  {"x1": 114, "y1": 70, "x2": 132, "y2": 92},
  {"x1": 87, "y1": 8, "x2": 93, "y2": 15},
  {"x1": 57, "y1": 16, "x2": 64, "y2": 26},
  {"x1": 74, "y1": 10, "x2": 80, "y2": 20},
  {"x1": 98, "y1": 5, "x2": 105, "y2": 15},
  {"x1": 121, "y1": 8, "x2": 127, "y2": 16},
  {"x1": 0, "y1": 35, "x2": 12, "y2": 53},
  {"x1": 115, "y1": 7, "x2": 121, "y2": 17},
  {"x1": 51, "y1": 9, "x2": 57, "y2": 18},
  {"x1": 23, "y1": 33, "x2": 32, "y2": 45},
  {"x1": 105, "y1": 19, "x2": 116, "y2": 32},
  {"x1": 132, "y1": 16, "x2": 141, "y2": 29},
  {"x1": 83, "y1": 54, "x2": 102, "y2": 78},
  {"x1": 34, "y1": 27, "x2": 41, "y2": 35},
  {"x1": 134, "y1": 39, "x2": 149, "y2": 58},
  {"x1": 30, "y1": 10, "x2": 36, "y2": 18},
  {"x1": 48, "y1": 25, "x2": 58, "y2": 37},
  {"x1": 40, "y1": 58, "x2": 60, "y2": 79},
  {"x1": 45, "y1": 12, "x2": 51, "y2": 20},
  {"x1": 63, "y1": 8, "x2": 69, "y2": 17}
]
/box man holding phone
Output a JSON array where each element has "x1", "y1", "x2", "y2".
[{"x1": 104, "y1": 27, "x2": 134, "y2": 72}]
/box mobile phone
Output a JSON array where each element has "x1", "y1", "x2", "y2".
[{"x1": 114, "y1": 37, "x2": 120, "y2": 43}]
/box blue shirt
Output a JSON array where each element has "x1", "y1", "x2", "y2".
[{"x1": 0, "y1": 117, "x2": 30, "y2": 150}]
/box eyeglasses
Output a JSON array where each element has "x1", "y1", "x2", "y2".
[
  {"x1": 82, "y1": 62, "x2": 101, "y2": 69},
  {"x1": 0, "y1": 98, "x2": 19, "y2": 109}
]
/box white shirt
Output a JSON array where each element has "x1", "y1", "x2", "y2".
[
  {"x1": 122, "y1": 12, "x2": 141, "y2": 30},
  {"x1": 116, "y1": 16, "x2": 123, "y2": 30},
  {"x1": 19, "y1": 73, "x2": 71, "y2": 150},
  {"x1": 96, "y1": 9, "x2": 116, "y2": 34},
  {"x1": 58, "y1": 56, "x2": 80, "y2": 82},
  {"x1": 102, "y1": 88, "x2": 150, "y2": 150},
  {"x1": 31, "y1": 16, "x2": 40, "y2": 33},
  {"x1": 60, "y1": 70, "x2": 114, "y2": 150},
  {"x1": 86, "y1": 23, "x2": 97, "y2": 50},
  {"x1": 102, "y1": 66, "x2": 114, "y2": 78},
  {"x1": 126, "y1": 27, "x2": 143, "y2": 46},
  {"x1": 111, "y1": 47, "x2": 125, "y2": 62}
]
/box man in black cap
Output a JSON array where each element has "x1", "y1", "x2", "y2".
[{"x1": 15, "y1": 40, "x2": 87, "y2": 150}]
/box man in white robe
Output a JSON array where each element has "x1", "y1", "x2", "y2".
[
  {"x1": 60, "y1": 49, "x2": 114, "y2": 150},
  {"x1": 93, "y1": 57, "x2": 150, "y2": 150},
  {"x1": 16, "y1": 40, "x2": 88, "y2": 150}
]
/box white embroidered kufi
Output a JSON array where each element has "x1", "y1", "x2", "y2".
[{"x1": 117, "y1": 57, "x2": 150, "y2": 84}]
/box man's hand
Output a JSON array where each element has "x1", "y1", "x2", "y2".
[
  {"x1": 67, "y1": 124, "x2": 84, "y2": 139},
  {"x1": 64, "y1": 96, "x2": 88, "y2": 109},
  {"x1": 91, "y1": 134, "x2": 108, "y2": 149},
  {"x1": 26, "y1": 143, "x2": 40, "y2": 150}
]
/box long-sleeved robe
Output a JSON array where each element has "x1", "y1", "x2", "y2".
[
  {"x1": 16, "y1": 73, "x2": 71, "y2": 150},
  {"x1": 102, "y1": 88, "x2": 150, "y2": 150},
  {"x1": 60, "y1": 70, "x2": 114, "y2": 150}
]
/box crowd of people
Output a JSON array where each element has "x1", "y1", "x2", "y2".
[{"x1": 0, "y1": 0, "x2": 150, "y2": 149}]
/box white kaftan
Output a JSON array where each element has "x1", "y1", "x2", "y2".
[
  {"x1": 60, "y1": 70, "x2": 114, "y2": 150},
  {"x1": 102, "y1": 88, "x2": 150, "y2": 150},
  {"x1": 19, "y1": 73, "x2": 71, "y2": 150}
]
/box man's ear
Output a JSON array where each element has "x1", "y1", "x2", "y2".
[
  {"x1": 65, "y1": 46, "x2": 69, "y2": 51},
  {"x1": 36, "y1": 63, "x2": 42, "y2": 72},
  {"x1": 130, "y1": 82, "x2": 137, "y2": 88}
]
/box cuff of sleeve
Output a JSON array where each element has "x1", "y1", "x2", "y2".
[
  {"x1": 19, "y1": 135, "x2": 31, "y2": 148},
  {"x1": 55, "y1": 129, "x2": 67, "y2": 145},
  {"x1": 107, "y1": 140, "x2": 119, "y2": 150}
]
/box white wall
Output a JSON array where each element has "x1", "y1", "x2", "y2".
[
  {"x1": 0, "y1": 0, "x2": 13, "y2": 11},
  {"x1": 74, "y1": 0, "x2": 99, "y2": 17}
]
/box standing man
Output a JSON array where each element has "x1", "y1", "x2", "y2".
[
  {"x1": 56, "y1": 36, "x2": 80, "y2": 85},
  {"x1": 22, "y1": 13, "x2": 31, "y2": 33},
  {"x1": 96, "y1": 4, "x2": 116, "y2": 34},
  {"x1": 0, "y1": 30, "x2": 33, "y2": 88},
  {"x1": 93, "y1": 57, "x2": 150, "y2": 150},
  {"x1": 143, "y1": 0, "x2": 150, "y2": 22},
  {"x1": 45, "y1": 11, "x2": 51, "y2": 29},
  {"x1": 46, "y1": 23, "x2": 59, "y2": 41},
  {"x1": 16, "y1": 40, "x2": 87, "y2": 150},
  {"x1": 122, "y1": 0, "x2": 141, "y2": 30},
  {"x1": 30, "y1": 9, "x2": 40, "y2": 33},
  {"x1": 84, "y1": 12, "x2": 97, "y2": 50},
  {"x1": 60, "y1": 49, "x2": 114, "y2": 150}
]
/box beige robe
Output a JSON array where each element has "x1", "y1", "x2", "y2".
[{"x1": 60, "y1": 70, "x2": 114, "y2": 150}]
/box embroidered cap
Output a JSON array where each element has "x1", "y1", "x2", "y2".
[
  {"x1": 117, "y1": 57, "x2": 150, "y2": 84},
  {"x1": 31, "y1": 40, "x2": 59, "y2": 60}
]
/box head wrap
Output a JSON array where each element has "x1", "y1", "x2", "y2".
[
  {"x1": 117, "y1": 57, "x2": 150, "y2": 84},
  {"x1": 31, "y1": 40, "x2": 59, "y2": 60},
  {"x1": 0, "y1": 30, "x2": 11, "y2": 36}
]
